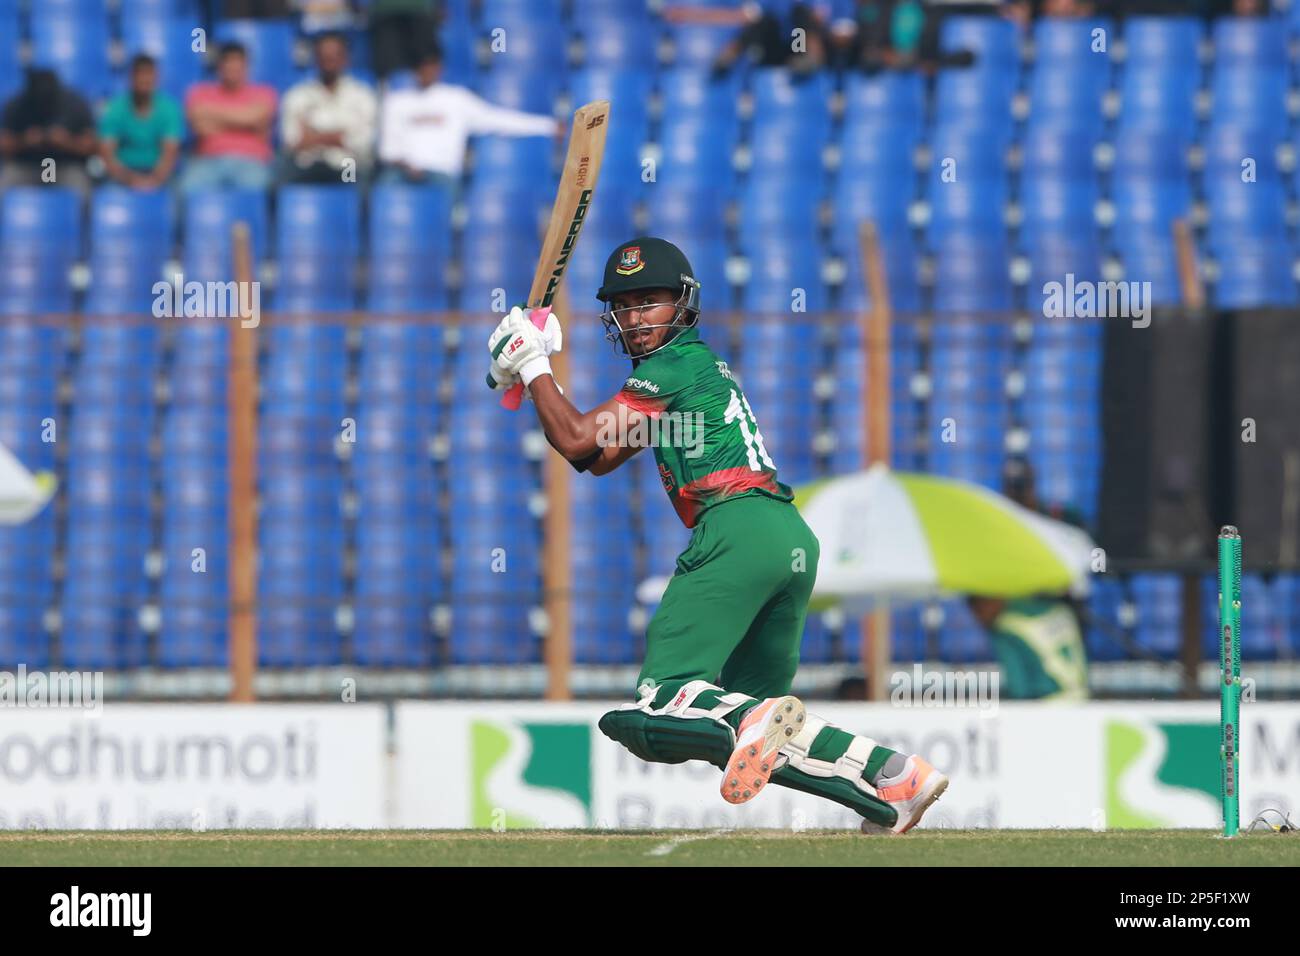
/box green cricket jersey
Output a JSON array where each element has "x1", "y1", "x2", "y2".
[
  {"x1": 989, "y1": 597, "x2": 1089, "y2": 701},
  {"x1": 616, "y1": 326, "x2": 793, "y2": 528}
]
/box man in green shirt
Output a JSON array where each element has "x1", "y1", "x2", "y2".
[
  {"x1": 99, "y1": 54, "x2": 183, "y2": 190},
  {"x1": 488, "y1": 237, "x2": 949, "y2": 833},
  {"x1": 968, "y1": 459, "x2": 1090, "y2": 701}
]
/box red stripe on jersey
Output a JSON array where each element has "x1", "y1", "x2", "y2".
[
  {"x1": 672, "y1": 467, "x2": 783, "y2": 528},
  {"x1": 615, "y1": 390, "x2": 668, "y2": 418}
]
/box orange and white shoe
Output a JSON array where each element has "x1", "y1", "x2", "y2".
[
  {"x1": 720, "y1": 695, "x2": 806, "y2": 805},
  {"x1": 862, "y1": 755, "x2": 949, "y2": 835}
]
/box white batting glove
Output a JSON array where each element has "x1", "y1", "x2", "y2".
[
  {"x1": 488, "y1": 306, "x2": 563, "y2": 389},
  {"x1": 536, "y1": 308, "x2": 563, "y2": 356},
  {"x1": 491, "y1": 320, "x2": 551, "y2": 386},
  {"x1": 487, "y1": 363, "x2": 520, "y2": 391}
]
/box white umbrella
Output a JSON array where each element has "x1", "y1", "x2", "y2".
[
  {"x1": 0, "y1": 442, "x2": 56, "y2": 525},
  {"x1": 638, "y1": 464, "x2": 1096, "y2": 606}
]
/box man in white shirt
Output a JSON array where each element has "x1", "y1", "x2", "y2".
[
  {"x1": 280, "y1": 32, "x2": 378, "y2": 183},
  {"x1": 377, "y1": 43, "x2": 561, "y2": 189}
]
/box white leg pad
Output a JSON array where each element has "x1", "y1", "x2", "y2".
[{"x1": 777, "y1": 712, "x2": 881, "y2": 795}]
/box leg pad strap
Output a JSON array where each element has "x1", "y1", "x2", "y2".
[{"x1": 599, "y1": 680, "x2": 752, "y2": 768}]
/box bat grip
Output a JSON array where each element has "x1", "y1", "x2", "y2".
[{"x1": 495, "y1": 307, "x2": 552, "y2": 410}]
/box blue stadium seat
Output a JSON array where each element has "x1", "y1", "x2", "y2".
[
  {"x1": 1027, "y1": 237, "x2": 1102, "y2": 295},
  {"x1": 480, "y1": 0, "x2": 563, "y2": 20},
  {"x1": 0, "y1": 4, "x2": 20, "y2": 103},
  {"x1": 458, "y1": 227, "x2": 540, "y2": 308},
  {"x1": 3, "y1": 187, "x2": 81, "y2": 252},
  {"x1": 91, "y1": 186, "x2": 174, "y2": 256},
  {"x1": 1208, "y1": 234, "x2": 1296, "y2": 309},
  {"x1": 1019, "y1": 179, "x2": 1099, "y2": 245},
  {"x1": 840, "y1": 117, "x2": 920, "y2": 179},
  {"x1": 1026, "y1": 18, "x2": 1112, "y2": 131},
  {"x1": 935, "y1": 17, "x2": 1021, "y2": 131},
  {"x1": 666, "y1": 22, "x2": 734, "y2": 68},
  {"x1": 656, "y1": 118, "x2": 736, "y2": 190},
  {"x1": 1117, "y1": 66, "x2": 1198, "y2": 131},
  {"x1": 736, "y1": 175, "x2": 825, "y2": 230},
  {"x1": 835, "y1": 233, "x2": 923, "y2": 314},
  {"x1": 1212, "y1": 16, "x2": 1288, "y2": 70},
  {"x1": 750, "y1": 69, "x2": 832, "y2": 123},
  {"x1": 276, "y1": 186, "x2": 361, "y2": 254},
  {"x1": 578, "y1": 14, "x2": 656, "y2": 67},
  {"x1": 30, "y1": 5, "x2": 112, "y2": 98},
  {"x1": 276, "y1": 256, "x2": 357, "y2": 312},
  {"x1": 831, "y1": 174, "x2": 913, "y2": 245},
  {"x1": 842, "y1": 71, "x2": 925, "y2": 132},
  {"x1": 942, "y1": 14, "x2": 1021, "y2": 66},
  {"x1": 1129, "y1": 573, "x2": 1182, "y2": 660},
  {"x1": 369, "y1": 184, "x2": 452, "y2": 257},
  {"x1": 931, "y1": 237, "x2": 1013, "y2": 314},
  {"x1": 365, "y1": 188, "x2": 451, "y2": 314},
  {"x1": 746, "y1": 120, "x2": 826, "y2": 177},
  {"x1": 1209, "y1": 63, "x2": 1287, "y2": 130},
  {"x1": 432, "y1": 11, "x2": 475, "y2": 81},
  {"x1": 741, "y1": 239, "x2": 826, "y2": 313},
  {"x1": 1122, "y1": 16, "x2": 1202, "y2": 70},
  {"x1": 658, "y1": 68, "x2": 740, "y2": 136},
  {"x1": 182, "y1": 189, "x2": 268, "y2": 277},
  {"x1": 476, "y1": 62, "x2": 560, "y2": 116},
  {"x1": 0, "y1": 514, "x2": 56, "y2": 668}
]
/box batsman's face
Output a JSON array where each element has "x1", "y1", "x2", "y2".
[{"x1": 611, "y1": 288, "x2": 678, "y2": 357}]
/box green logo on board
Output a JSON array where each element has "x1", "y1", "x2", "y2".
[{"x1": 470, "y1": 721, "x2": 592, "y2": 828}]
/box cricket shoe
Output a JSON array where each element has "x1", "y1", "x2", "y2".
[
  {"x1": 860, "y1": 755, "x2": 949, "y2": 835},
  {"x1": 720, "y1": 695, "x2": 806, "y2": 805}
]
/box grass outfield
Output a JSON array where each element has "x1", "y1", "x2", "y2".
[{"x1": 0, "y1": 829, "x2": 1294, "y2": 866}]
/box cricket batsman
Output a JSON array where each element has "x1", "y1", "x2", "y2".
[{"x1": 488, "y1": 237, "x2": 948, "y2": 833}]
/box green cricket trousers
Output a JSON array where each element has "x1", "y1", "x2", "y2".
[{"x1": 638, "y1": 493, "x2": 820, "y2": 706}]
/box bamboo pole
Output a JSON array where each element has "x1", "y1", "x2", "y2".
[
  {"x1": 542, "y1": 285, "x2": 574, "y2": 701},
  {"x1": 228, "y1": 223, "x2": 258, "y2": 702},
  {"x1": 1172, "y1": 217, "x2": 1204, "y2": 699},
  {"x1": 860, "y1": 221, "x2": 892, "y2": 701}
]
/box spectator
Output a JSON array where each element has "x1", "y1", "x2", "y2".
[
  {"x1": 1038, "y1": 0, "x2": 1099, "y2": 15},
  {"x1": 836, "y1": 1, "x2": 977, "y2": 74},
  {"x1": 663, "y1": 2, "x2": 829, "y2": 76},
  {"x1": 99, "y1": 54, "x2": 184, "y2": 191},
  {"x1": 842, "y1": 1, "x2": 931, "y2": 71},
  {"x1": 0, "y1": 68, "x2": 96, "y2": 193},
  {"x1": 179, "y1": 42, "x2": 278, "y2": 193},
  {"x1": 221, "y1": 0, "x2": 293, "y2": 15},
  {"x1": 377, "y1": 44, "x2": 559, "y2": 189},
  {"x1": 966, "y1": 459, "x2": 1090, "y2": 702},
  {"x1": 370, "y1": 0, "x2": 440, "y2": 80},
  {"x1": 295, "y1": 0, "x2": 358, "y2": 34},
  {"x1": 280, "y1": 32, "x2": 377, "y2": 183}
]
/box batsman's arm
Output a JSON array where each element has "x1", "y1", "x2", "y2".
[{"x1": 526, "y1": 375, "x2": 645, "y2": 476}]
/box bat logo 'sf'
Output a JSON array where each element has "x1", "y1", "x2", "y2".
[{"x1": 586, "y1": 114, "x2": 605, "y2": 130}]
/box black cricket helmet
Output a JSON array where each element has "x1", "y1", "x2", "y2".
[{"x1": 596, "y1": 236, "x2": 701, "y2": 357}]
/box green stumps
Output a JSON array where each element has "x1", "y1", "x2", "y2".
[{"x1": 1218, "y1": 526, "x2": 1242, "y2": 839}]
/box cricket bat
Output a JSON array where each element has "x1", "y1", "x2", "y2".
[{"x1": 487, "y1": 99, "x2": 611, "y2": 409}]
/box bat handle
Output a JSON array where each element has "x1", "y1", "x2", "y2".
[{"x1": 499, "y1": 306, "x2": 552, "y2": 410}]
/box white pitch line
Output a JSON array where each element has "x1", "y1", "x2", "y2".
[{"x1": 646, "y1": 829, "x2": 731, "y2": 858}]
